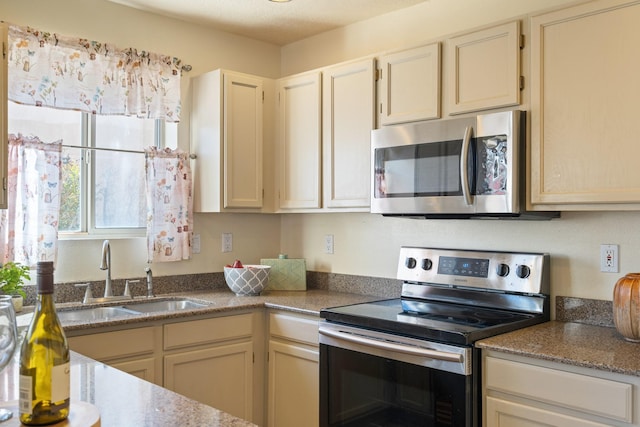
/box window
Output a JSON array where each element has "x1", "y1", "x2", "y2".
[{"x1": 7, "y1": 101, "x2": 178, "y2": 237}]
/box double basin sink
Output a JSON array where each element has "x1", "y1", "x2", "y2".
[{"x1": 58, "y1": 298, "x2": 210, "y2": 322}]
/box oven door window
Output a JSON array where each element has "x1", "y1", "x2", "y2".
[
  {"x1": 320, "y1": 345, "x2": 471, "y2": 427},
  {"x1": 373, "y1": 139, "x2": 476, "y2": 199}
]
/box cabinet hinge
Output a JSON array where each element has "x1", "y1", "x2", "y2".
[
  {"x1": 519, "y1": 34, "x2": 525, "y2": 49},
  {"x1": 2, "y1": 41, "x2": 6, "y2": 60},
  {"x1": 519, "y1": 76, "x2": 525, "y2": 91},
  {"x1": 262, "y1": 91, "x2": 264, "y2": 103},
  {"x1": 253, "y1": 352, "x2": 255, "y2": 364},
  {"x1": 375, "y1": 68, "x2": 382, "y2": 81},
  {"x1": 2, "y1": 177, "x2": 6, "y2": 191}
]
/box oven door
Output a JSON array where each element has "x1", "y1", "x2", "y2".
[{"x1": 319, "y1": 322, "x2": 478, "y2": 427}]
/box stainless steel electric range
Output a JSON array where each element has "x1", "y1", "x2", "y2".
[{"x1": 319, "y1": 247, "x2": 550, "y2": 427}]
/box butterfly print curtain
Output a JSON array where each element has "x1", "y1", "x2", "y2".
[
  {"x1": 145, "y1": 147, "x2": 193, "y2": 263},
  {"x1": 0, "y1": 134, "x2": 62, "y2": 266}
]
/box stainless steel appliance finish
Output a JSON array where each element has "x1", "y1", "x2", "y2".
[
  {"x1": 371, "y1": 110, "x2": 556, "y2": 219},
  {"x1": 319, "y1": 247, "x2": 550, "y2": 427}
]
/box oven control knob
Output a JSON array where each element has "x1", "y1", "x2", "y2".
[
  {"x1": 405, "y1": 257, "x2": 417, "y2": 269},
  {"x1": 421, "y1": 258, "x2": 433, "y2": 271},
  {"x1": 496, "y1": 263, "x2": 510, "y2": 277},
  {"x1": 516, "y1": 265, "x2": 531, "y2": 279}
]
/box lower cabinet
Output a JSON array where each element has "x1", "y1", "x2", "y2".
[
  {"x1": 484, "y1": 351, "x2": 640, "y2": 427},
  {"x1": 67, "y1": 325, "x2": 162, "y2": 385},
  {"x1": 163, "y1": 313, "x2": 255, "y2": 422},
  {"x1": 267, "y1": 311, "x2": 319, "y2": 427}
]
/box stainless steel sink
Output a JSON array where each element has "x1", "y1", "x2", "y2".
[
  {"x1": 123, "y1": 298, "x2": 209, "y2": 313},
  {"x1": 58, "y1": 306, "x2": 139, "y2": 322}
]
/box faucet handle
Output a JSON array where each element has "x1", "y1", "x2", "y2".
[
  {"x1": 124, "y1": 280, "x2": 140, "y2": 298},
  {"x1": 75, "y1": 283, "x2": 93, "y2": 304}
]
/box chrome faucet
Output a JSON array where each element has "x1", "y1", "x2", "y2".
[
  {"x1": 145, "y1": 267, "x2": 154, "y2": 298},
  {"x1": 100, "y1": 239, "x2": 113, "y2": 298}
]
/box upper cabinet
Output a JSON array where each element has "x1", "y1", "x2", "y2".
[
  {"x1": 377, "y1": 43, "x2": 441, "y2": 126},
  {"x1": 0, "y1": 24, "x2": 8, "y2": 209},
  {"x1": 276, "y1": 72, "x2": 322, "y2": 210},
  {"x1": 277, "y1": 59, "x2": 376, "y2": 213},
  {"x1": 322, "y1": 59, "x2": 376, "y2": 210},
  {"x1": 447, "y1": 21, "x2": 521, "y2": 115},
  {"x1": 530, "y1": 0, "x2": 640, "y2": 209},
  {"x1": 191, "y1": 69, "x2": 264, "y2": 212}
]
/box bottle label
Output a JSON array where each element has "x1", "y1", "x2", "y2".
[
  {"x1": 19, "y1": 374, "x2": 33, "y2": 414},
  {"x1": 18, "y1": 362, "x2": 70, "y2": 415},
  {"x1": 52, "y1": 362, "x2": 71, "y2": 403}
]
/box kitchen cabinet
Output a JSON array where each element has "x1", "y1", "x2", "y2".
[
  {"x1": 530, "y1": 0, "x2": 640, "y2": 209},
  {"x1": 67, "y1": 325, "x2": 163, "y2": 385},
  {"x1": 277, "y1": 71, "x2": 322, "y2": 210},
  {"x1": 483, "y1": 351, "x2": 640, "y2": 426},
  {"x1": 322, "y1": 58, "x2": 376, "y2": 210},
  {"x1": 191, "y1": 69, "x2": 265, "y2": 212},
  {"x1": 447, "y1": 21, "x2": 521, "y2": 115},
  {"x1": 377, "y1": 43, "x2": 440, "y2": 125},
  {"x1": 0, "y1": 23, "x2": 8, "y2": 209},
  {"x1": 163, "y1": 313, "x2": 256, "y2": 422},
  {"x1": 267, "y1": 311, "x2": 319, "y2": 427}
]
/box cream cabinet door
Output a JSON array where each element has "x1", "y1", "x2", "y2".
[
  {"x1": 530, "y1": 0, "x2": 640, "y2": 208},
  {"x1": 322, "y1": 59, "x2": 375, "y2": 209},
  {"x1": 268, "y1": 340, "x2": 319, "y2": 427},
  {"x1": 164, "y1": 341, "x2": 254, "y2": 421},
  {"x1": 378, "y1": 43, "x2": 441, "y2": 126},
  {"x1": 110, "y1": 357, "x2": 158, "y2": 384},
  {"x1": 486, "y1": 397, "x2": 612, "y2": 427},
  {"x1": 447, "y1": 21, "x2": 521, "y2": 115},
  {"x1": 0, "y1": 24, "x2": 8, "y2": 209},
  {"x1": 277, "y1": 72, "x2": 322, "y2": 210},
  {"x1": 191, "y1": 69, "x2": 264, "y2": 212}
]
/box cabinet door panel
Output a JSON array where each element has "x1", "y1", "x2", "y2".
[
  {"x1": 165, "y1": 342, "x2": 253, "y2": 421},
  {"x1": 224, "y1": 73, "x2": 263, "y2": 208},
  {"x1": 530, "y1": 0, "x2": 640, "y2": 206},
  {"x1": 448, "y1": 21, "x2": 520, "y2": 114},
  {"x1": 268, "y1": 340, "x2": 319, "y2": 427},
  {"x1": 323, "y1": 59, "x2": 375, "y2": 209},
  {"x1": 278, "y1": 72, "x2": 322, "y2": 209},
  {"x1": 486, "y1": 397, "x2": 611, "y2": 427},
  {"x1": 110, "y1": 357, "x2": 159, "y2": 385},
  {"x1": 379, "y1": 43, "x2": 441, "y2": 125},
  {"x1": 0, "y1": 24, "x2": 7, "y2": 209}
]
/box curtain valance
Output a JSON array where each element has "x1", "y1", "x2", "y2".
[{"x1": 7, "y1": 25, "x2": 182, "y2": 122}]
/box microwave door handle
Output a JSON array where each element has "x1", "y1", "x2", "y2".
[{"x1": 460, "y1": 126, "x2": 473, "y2": 206}]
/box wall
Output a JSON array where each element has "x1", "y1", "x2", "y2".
[
  {"x1": 1, "y1": 0, "x2": 282, "y2": 283},
  {"x1": 278, "y1": 0, "x2": 640, "y2": 308}
]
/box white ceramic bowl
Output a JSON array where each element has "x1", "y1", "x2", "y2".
[{"x1": 224, "y1": 265, "x2": 271, "y2": 296}]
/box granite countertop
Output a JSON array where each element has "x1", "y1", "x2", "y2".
[
  {"x1": 51, "y1": 289, "x2": 386, "y2": 332},
  {"x1": 0, "y1": 351, "x2": 255, "y2": 427},
  {"x1": 477, "y1": 320, "x2": 640, "y2": 376}
]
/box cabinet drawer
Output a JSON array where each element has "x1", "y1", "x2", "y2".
[
  {"x1": 269, "y1": 312, "x2": 318, "y2": 346},
  {"x1": 164, "y1": 313, "x2": 253, "y2": 350},
  {"x1": 68, "y1": 326, "x2": 158, "y2": 361},
  {"x1": 486, "y1": 356, "x2": 632, "y2": 422}
]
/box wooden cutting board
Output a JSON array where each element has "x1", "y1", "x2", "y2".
[{"x1": 261, "y1": 256, "x2": 306, "y2": 291}]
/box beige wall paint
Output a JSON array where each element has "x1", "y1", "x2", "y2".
[{"x1": 2, "y1": 0, "x2": 282, "y2": 283}]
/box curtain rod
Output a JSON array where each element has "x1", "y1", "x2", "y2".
[{"x1": 60, "y1": 144, "x2": 197, "y2": 159}]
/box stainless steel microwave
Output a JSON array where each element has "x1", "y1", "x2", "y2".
[{"x1": 371, "y1": 110, "x2": 557, "y2": 219}]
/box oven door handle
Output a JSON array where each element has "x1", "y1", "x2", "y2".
[
  {"x1": 460, "y1": 125, "x2": 473, "y2": 206},
  {"x1": 319, "y1": 328, "x2": 463, "y2": 363}
]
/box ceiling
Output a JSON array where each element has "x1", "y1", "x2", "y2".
[{"x1": 105, "y1": 0, "x2": 427, "y2": 46}]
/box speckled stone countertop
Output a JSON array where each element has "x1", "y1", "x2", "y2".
[
  {"x1": 0, "y1": 351, "x2": 255, "y2": 427},
  {"x1": 52, "y1": 289, "x2": 387, "y2": 332},
  {"x1": 477, "y1": 320, "x2": 640, "y2": 376}
]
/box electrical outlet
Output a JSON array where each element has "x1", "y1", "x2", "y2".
[
  {"x1": 222, "y1": 233, "x2": 233, "y2": 253},
  {"x1": 192, "y1": 234, "x2": 201, "y2": 254},
  {"x1": 600, "y1": 244, "x2": 619, "y2": 273},
  {"x1": 324, "y1": 235, "x2": 334, "y2": 254}
]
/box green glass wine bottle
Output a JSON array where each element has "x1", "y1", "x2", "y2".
[{"x1": 19, "y1": 261, "x2": 70, "y2": 425}]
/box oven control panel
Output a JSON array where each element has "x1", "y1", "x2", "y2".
[{"x1": 397, "y1": 247, "x2": 549, "y2": 295}]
